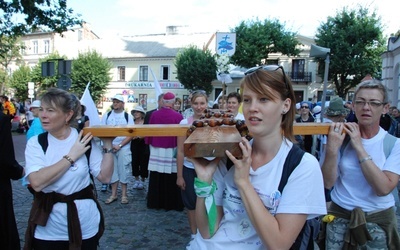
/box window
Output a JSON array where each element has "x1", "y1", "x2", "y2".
[
  {"x1": 20, "y1": 42, "x2": 26, "y2": 55},
  {"x1": 78, "y1": 30, "x2": 83, "y2": 41},
  {"x1": 32, "y1": 41, "x2": 38, "y2": 54},
  {"x1": 139, "y1": 66, "x2": 148, "y2": 81},
  {"x1": 292, "y1": 59, "x2": 305, "y2": 79},
  {"x1": 44, "y1": 40, "x2": 50, "y2": 54},
  {"x1": 161, "y1": 65, "x2": 169, "y2": 80},
  {"x1": 117, "y1": 66, "x2": 125, "y2": 81}
]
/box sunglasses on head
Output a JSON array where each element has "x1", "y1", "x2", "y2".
[
  {"x1": 192, "y1": 90, "x2": 207, "y2": 95},
  {"x1": 244, "y1": 65, "x2": 289, "y2": 90}
]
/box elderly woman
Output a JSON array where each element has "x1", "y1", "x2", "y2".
[
  {"x1": 23, "y1": 88, "x2": 114, "y2": 249},
  {"x1": 320, "y1": 79, "x2": 400, "y2": 249}
]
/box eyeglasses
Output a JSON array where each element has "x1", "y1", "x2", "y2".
[
  {"x1": 301, "y1": 106, "x2": 309, "y2": 109},
  {"x1": 244, "y1": 65, "x2": 289, "y2": 90},
  {"x1": 354, "y1": 100, "x2": 385, "y2": 108}
]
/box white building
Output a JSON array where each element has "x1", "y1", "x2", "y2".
[{"x1": 382, "y1": 36, "x2": 400, "y2": 107}]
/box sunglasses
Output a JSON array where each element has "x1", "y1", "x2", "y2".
[
  {"x1": 244, "y1": 65, "x2": 289, "y2": 90},
  {"x1": 192, "y1": 90, "x2": 207, "y2": 95},
  {"x1": 301, "y1": 106, "x2": 309, "y2": 109}
]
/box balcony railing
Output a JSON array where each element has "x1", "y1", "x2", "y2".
[{"x1": 288, "y1": 72, "x2": 312, "y2": 83}]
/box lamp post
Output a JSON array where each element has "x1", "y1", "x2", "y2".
[{"x1": 310, "y1": 44, "x2": 331, "y2": 123}]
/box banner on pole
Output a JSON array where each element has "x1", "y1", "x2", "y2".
[{"x1": 215, "y1": 32, "x2": 236, "y2": 56}]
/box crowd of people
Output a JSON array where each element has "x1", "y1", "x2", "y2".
[{"x1": 2, "y1": 70, "x2": 400, "y2": 249}]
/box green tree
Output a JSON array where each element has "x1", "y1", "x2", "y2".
[
  {"x1": 0, "y1": 0, "x2": 82, "y2": 37},
  {"x1": 9, "y1": 65, "x2": 31, "y2": 101},
  {"x1": 231, "y1": 18, "x2": 301, "y2": 68},
  {"x1": 315, "y1": 6, "x2": 386, "y2": 98},
  {"x1": 0, "y1": 35, "x2": 23, "y2": 92},
  {"x1": 70, "y1": 50, "x2": 112, "y2": 104},
  {"x1": 174, "y1": 45, "x2": 217, "y2": 95}
]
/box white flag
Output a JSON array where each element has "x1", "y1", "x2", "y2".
[
  {"x1": 213, "y1": 91, "x2": 223, "y2": 105},
  {"x1": 149, "y1": 67, "x2": 163, "y2": 99},
  {"x1": 80, "y1": 82, "x2": 101, "y2": 126}
]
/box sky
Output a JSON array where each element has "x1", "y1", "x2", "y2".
[{"x1": 68, "y1": 0, "x2": 398, "y2": 39}]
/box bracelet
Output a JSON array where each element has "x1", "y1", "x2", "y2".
[
  {"x1": 102, "y1": 148, "x2": 113, "y2": 153},
  {"x1": 63, "y1": 155, "x2": 75, "y2": 165},
  {"x1": 359, "y1": 155, "x2": 372, "y2": 164}
]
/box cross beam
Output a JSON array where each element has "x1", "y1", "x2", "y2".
[{"x1": 83, "y1": 123, "x2": 330, "y2": 137}]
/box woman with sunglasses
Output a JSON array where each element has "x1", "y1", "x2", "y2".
[
  {"x1": 176, "y1": 90, "x2": 209, "y2": 248},
  {"x1": 187, "y1": 65, "x2": 326, "y2": 249},
  {"x1": 23, "y1": 88, "x2": 114, "y2": 249},
  {"x1": 320, "y1": 79, "x2": 400, "y2": 249}
]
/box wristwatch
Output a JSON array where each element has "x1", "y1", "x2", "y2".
[
  {"x1": 118, "y1": 144, "x2": 123, "y2": 148},
  {"x1": 103, "y1": 148, "x2": 113, "y2": 153}
]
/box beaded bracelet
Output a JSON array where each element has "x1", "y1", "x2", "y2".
[{"x1": 63, "y1": 155, "x2": 75, "y2": 165}]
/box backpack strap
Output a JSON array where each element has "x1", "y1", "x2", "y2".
[
  {"x1": 383, "y1": 133, "x2": 396, "y2": 158},
  {"x1": 38, "y1": 132, "x2": 49, "y2": 153},
  {"x1": 278, "y1": 145, "x2": 305, "y2": 193}
]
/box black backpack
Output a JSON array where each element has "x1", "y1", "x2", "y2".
[
  {"x1": 227, "y1": 145, "x2": 320, "y2": 250},
  {"x1": 37, "y1": 132, "x2": 97, "y2": 198}
]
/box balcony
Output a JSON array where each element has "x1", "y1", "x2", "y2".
[{"x1": 288, "y1": 71, "x2": 312, "y2": 83}]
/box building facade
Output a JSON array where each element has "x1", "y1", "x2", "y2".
[{"x1": 10, "y1": 25, "x2": 329, "y2": 113}]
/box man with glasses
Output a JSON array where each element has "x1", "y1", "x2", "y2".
[
  {"x1": 320, "y1": 79, "x2": 400, "y2": 249},
  {"x1": 295, "y1": 102, "x2": 315, "y2": 153}
]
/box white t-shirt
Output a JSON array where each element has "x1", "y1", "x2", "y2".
[
  {"x1": 101, "y1": 110, "x2": 134, "y2": 147},
  {"x1": 190, "y1": 139, "x2": 327, "y2": 250},
  {"x1": 328, "y1": 128, "x2": 400, "y2": 212},
  {"x1": 24, "y1": 128, "x2": 104, "y2": 240}
]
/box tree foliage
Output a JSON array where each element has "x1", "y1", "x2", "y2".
[
  {"x1": 70, "y1": 50, "x2": 112, "y2": 104},
  {"x1": 0, "y1": 35, "x2": 23, "y2": 92},
  {"x1": 9, "y1": 65, "x2": 31, "y2": 101},
  {"x1": 174, "y1": 45, "x2": 217, "y2": 95},
  {"x1": 0, "y1": 0, "x2": 82, "y2": 37},
  {"x1": 230, "y1": 18, "x2": 301, "y2": 68},
  {"x1": 30, "y1": 52, "x2": 67, "y2": 94},
  {"x1": 315, "y1": 6, "x2": 386, "y2": 98}
]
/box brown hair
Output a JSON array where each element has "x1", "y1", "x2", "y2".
[{"x1": 240, "y1": 68, "x2": 296, "y2": 142}]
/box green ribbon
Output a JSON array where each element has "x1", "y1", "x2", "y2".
[{"x1": 194, "y1": 177, "x2": 218, "y2": 236}]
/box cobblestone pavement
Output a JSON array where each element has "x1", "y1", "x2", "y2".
[{"x1": 12, "y1": 134, "x2": 190, "y2": 250}]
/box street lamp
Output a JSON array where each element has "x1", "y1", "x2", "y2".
[{"x1": 310, "y1": 44, "x2": 331, "y2": 123}]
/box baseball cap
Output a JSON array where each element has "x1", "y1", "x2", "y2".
[{"x1": 112, "y1": 94, "x2": 124, "y2": 103}]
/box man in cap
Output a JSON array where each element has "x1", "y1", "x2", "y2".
[
  {"x1": 145, "y1": 92, "x2": 184, "y2": 211},
  {"x1": 101, "y1": 94, "x2": 134, "y2": 204}
]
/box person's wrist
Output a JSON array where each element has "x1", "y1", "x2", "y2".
[
  {"x1": 118, "y1": 144, "x2": 123, "y2": 148},
  {"x1": 102, "y1": 148, "x2": 113, "y2": 154}
]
